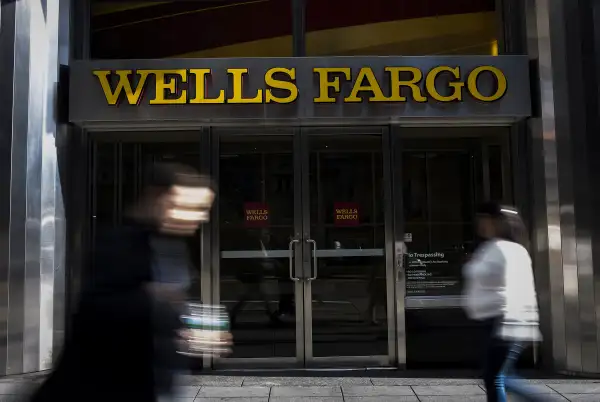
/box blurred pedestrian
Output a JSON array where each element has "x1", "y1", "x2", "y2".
[
  {"x1": 463, "y1": 203, "x2": 542, "y2": 402},
  {"x1": 30, "y1": 163, "x2": 214, "y2": 402}
]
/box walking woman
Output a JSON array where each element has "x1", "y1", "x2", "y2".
[{"x1": 463, "y1": 203, "x2": 543, "y2": 402}]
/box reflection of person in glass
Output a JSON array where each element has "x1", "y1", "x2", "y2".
[
  {"x1": 463, "y1": 203, "x2": 542, "y2": 402},
  {"x1": 366, "y1": 261, "x2": 386, "y2": 325},
  {"x1": 271, "y1": 235, "x2": 295, "y2": 321},
  {"x1": 230, "y1": 230, "x2": 278, "y2": 327}
]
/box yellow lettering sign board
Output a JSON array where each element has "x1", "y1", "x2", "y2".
[{"x1": 92, "y1": 66, "x2": 507, "y2": 106}]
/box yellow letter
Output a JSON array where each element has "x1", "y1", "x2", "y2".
[
  {"x1": 467, "y1": 66, "x2": 507, "y2": 102},
  {"x1": 93, "y1": 70, "x2": 151, "y2": 105},
  {"x1": 228, "y1": 68, "x2": 263, "y2": 103},
  {"x1": 345, "y1": 67, "x2": 388, "y2": 102},
  {"x1": 313, "y1": 68, "x2": 351, "y2": 103},
  {"x1": 148, "y1": 69, "x2": 187, "y2": 105},
  {"x1": 425, "y1": 66, "x2": 464, "y2": 102},
  {"x1": 265, "y1": 68, "x2": 298, "y2": 104},
  {"x1": 189, "y1": 69, "x2": 225, "y2": 104},
  {"x1": 385, "y1": 67, "x2": 427, "y2": 102}
]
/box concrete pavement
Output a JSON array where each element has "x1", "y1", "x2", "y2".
[
  {"x1": 171, "y1": 375, "x2": 600, "y2": 401},
  {"x1": 3, "y1": 373, "x2": 600, "y2": 401}
]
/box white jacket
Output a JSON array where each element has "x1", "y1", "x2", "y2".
[{"x1": 463, "y1": 239, "x2": 542, "y2": 342}]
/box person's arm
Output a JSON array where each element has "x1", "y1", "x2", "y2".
[{"x1": 462, "y1": 242, "x2": 504, "y2": 319}]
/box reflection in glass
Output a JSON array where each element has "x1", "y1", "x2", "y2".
[
  {"x1": 91, "y1": 141, "x2": 203, "y2": 300},
  {"x1": 94, "y1": 143, "x2": 117, "y2": 227},
  {"x1": 309, "y1": 134, "x2": 387, "y2": 357},
  {"x1": 403, "y1": 148, "x2": 478, "y2": 297},
  {"x1": 219, "y1": 135, "x2": 296, "y2": 358},
  {"x1": 90, "y1": 1, "x2": 293, "y2": 59},
  {"x1": 401, "y1": 131, "x2": 515, "y2": 369},
  {"x1": 488, "y1": 145, "x2": 505, "y2": 202},
  {"x1": 306, "y1": 0, "x2": 499, "y2": 56}
]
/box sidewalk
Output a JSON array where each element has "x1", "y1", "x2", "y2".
[
  {"x1": 173, "y1": 375, "x2": 600, "y2": 401},
  {"x1": 3, "y1": 373, "x2": 600, "y2": 401}
]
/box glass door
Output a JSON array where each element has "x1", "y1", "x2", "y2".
[
  {"x1": 216, "y1": 131, "x2": 305, "y2": 366},
  {"x1": 300, "y1": 128, "x2": 394, "y2": 366},
  {"x1": 215, "y1": 127, "x2": 395, "y2": 367}
]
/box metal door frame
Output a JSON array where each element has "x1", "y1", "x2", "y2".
[
  {"x1": 299, "y1": 127, "x2": 396, "y2": 367},
  {"x1": 390, "y1": 126, "x2": 407, "y2": 368}
]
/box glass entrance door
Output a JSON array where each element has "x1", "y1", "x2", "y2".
[
  {"x1": 216, "y1": 128, "x2": 394, "y2": 367},
  {"x1": 218, "y1": 132, "x2": 302, "y2": 364},
  {"x1": 301, "y1": 129, "x2": 392, "y2": 366}
]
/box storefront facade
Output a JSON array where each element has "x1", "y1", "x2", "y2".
[
  {"x1": 3, "y1": 0, "x2": 600, "y2": 376},
  {"x1": 71, "y1": 56, "x2": 529, "y2": 370}
]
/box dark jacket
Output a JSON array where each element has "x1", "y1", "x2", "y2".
[{"x1": 31, "y1": 225, "x2": 182, "y2": 402}]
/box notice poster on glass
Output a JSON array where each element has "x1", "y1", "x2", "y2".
[
  {"x1": 405, "y1": 250, "x2": 465, "y2": 296},
  {"x1": 333, "y1": 202, "x2": 360, "y2": 226},
  {"x1": 244, "y1": 202, "x2": 269, "y2": 227}
]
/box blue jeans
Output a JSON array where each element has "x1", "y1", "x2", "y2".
[{"x1": 484, "y1": 340, "x2": 542, "y2": 402}]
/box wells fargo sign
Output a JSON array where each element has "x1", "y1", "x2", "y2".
[
  {"x1": 93, "y1": 65, "x2": 507, "y2": 106},
  {"x1": 244, "y1": 202, "x2": 269, "y2": 228},
  {"x1": 334, "y1": 202, "x2": 360, "y2": 226},
  {"x1": 69, "y1": 57, "x2": 532, "y2": 123}
]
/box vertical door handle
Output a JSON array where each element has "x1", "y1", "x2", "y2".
[
  {"x1": 396, "y1": 252, "x2": 405, "y2": 282},
  {"x1": 289, "y1": 239, "x2": 300, "y2": 281},
  {"x1": 396, "y1": 243, "x2": 406, "y2": 282},
  {"x1": 306, "y1": 239, "x2": 317, "y2": 281}
]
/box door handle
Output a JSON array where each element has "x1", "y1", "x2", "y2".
[
  {"x1": 306, "y1": 239, "x2": 317, "y2": 281},
  {"x1": 396, "y1": 252, "x2": 405, "y2": 282},
  {"x1": 289, "y1": 239, "x2": 300, "y2": 281},
  {"x1": 396, "y1": 243, "x2": 406, "y2": 282}
]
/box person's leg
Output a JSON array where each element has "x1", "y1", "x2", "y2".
[
  {"x1": 483, "y1": 337, "x2": 510, "y2": 402},
  {"x1": 257, "y1": 280, "x2": 274, "y2": 317},
  {"x1": 502, "y1": 343, "x2": 543, "y2": 401},
  {"x1": 278, "y1": 278, "x2": 294, "y2": 315},
  {"x1": 229, "y1": 282, "x2": 253, "y2": 325}
]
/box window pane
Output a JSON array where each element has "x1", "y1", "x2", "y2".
[
  {"x1": 306, "y1": 0, "x2": 499, "y2": 56},
  {"x1": 91, "y1": 0, "x2": 293, "y2": 59},
  {"x1": 488, "y1": 145, "x2": 504, "y2": 202},
  {"x1": 94, "y1": 143, "x2": 117, "y2": 226},
  {"x1": 402, "y1": 135, "x2": 486, "y2": 298}
]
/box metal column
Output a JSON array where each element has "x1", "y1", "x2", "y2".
[
  {"x1": 0, "y1": 0, "x2": 72, "y2": 374},
  {"x1": 526, "y1": 0, "x2": 600, "y2": 374},
  {"x1": 292, "y1": 0, "x2": 306, "y2": 57}
]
